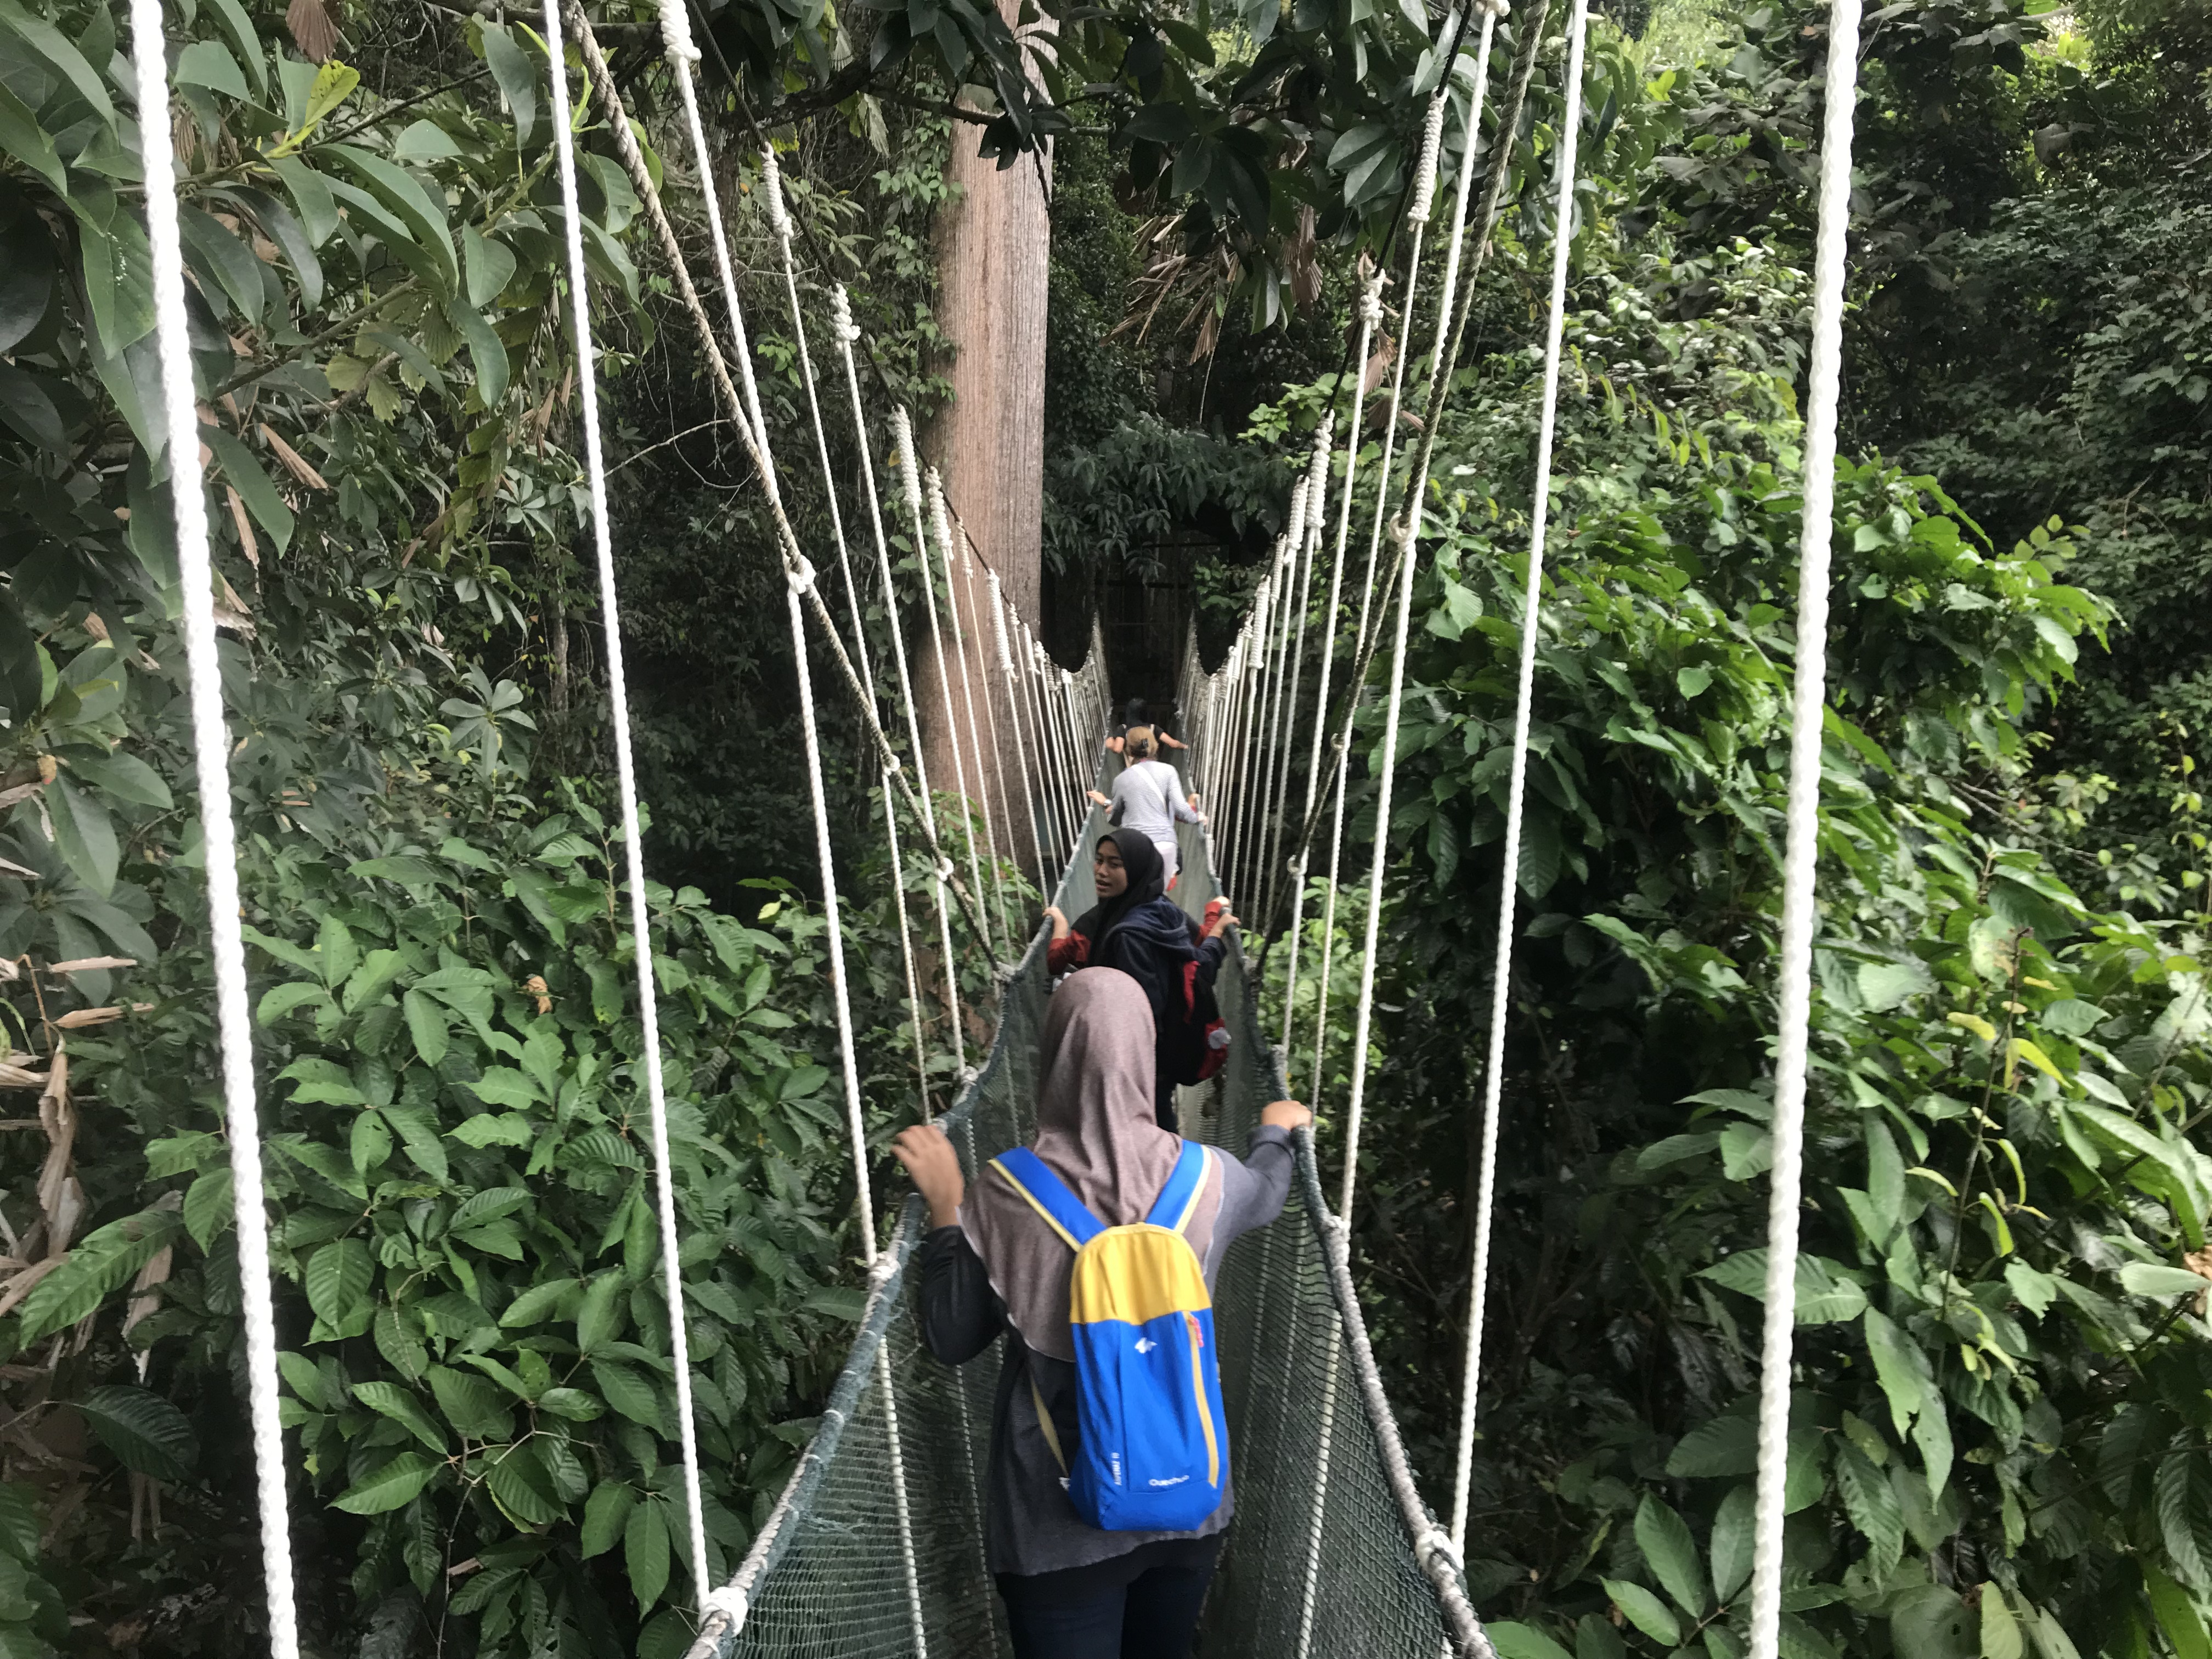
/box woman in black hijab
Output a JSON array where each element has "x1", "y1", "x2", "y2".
[{"x1": 1042, "y1": 832, "x2": 1235, "y2": 1128}]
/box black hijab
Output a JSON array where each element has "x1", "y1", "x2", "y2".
[{"x1": 1073, "y1": 830, "x2": 1165, "y2": 945}]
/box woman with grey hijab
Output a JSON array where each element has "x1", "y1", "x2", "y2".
[{"x1": 890, "y1": 968, "x2": 1311, "y2": 1658}]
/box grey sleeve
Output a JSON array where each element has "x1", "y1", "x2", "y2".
[{"x1": 1206, "y1": 1126, "x2": 1295, "y2": 1266}]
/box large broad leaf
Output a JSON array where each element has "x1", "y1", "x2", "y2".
[
  {"x1": 1697, "y1": 1251, "x2": 1867, "y2": 1325},
  {"x1": 46, "y1": 774, "x2": 117, "y2": 897},
  {"x1": 486, "y1": 1441, "x2": 563, "y2": 1526},
  {"x1": 0, "y1": 0, "x2": 115, "y2": 121},
  {"x1": 582, "y1": 1481, "x2": 636, "y2": 1558},
  {"x1": 352, "y1": 1381, "x2": 448, "y2": 1452},
  {"x1": 1634, "y1": 1493, "x2": 1708, "y2": 1615},
  {"x1": 426, "y1": 1363, "x2": 512, "y2": 1441},
  {"x1": 304, "y1": 1237, "x2": 373, "y2": 1338},
  {"x1": 478, "y1": 22, "x2": 539, "y2": 146},
  {"x1": 332, "y1": 1450, "x2": 439, "y2": 1514},
  {"x1": 202, "y1": 425, "x2": 295, "y2": 554},
  {"x1": 76, "y1": 1384, "x2": 196, "y2": 1482},
  {"x1": 1483, "y1": 1624, "x2": 1575, "y2": 1659},
  {"x1": 1600, "y1": 1578, "x2": 1681, "y2": 1646},
  {"x1": 625, "y1": 1497, "x2": 672, "y2": 1610},
  {"x1": 15, "y1": 1205, "x2": 180, "y2": 1342},
  {"x1": 1891, "y1": 1585, "x2": 1976, "y2": 1659},
  {"x1": 1708, "y1": 1485, "x2": 1755, "y2": 1604},
  {"x1": 322, "y1": 145, "x2": 459, "y2": 292}
]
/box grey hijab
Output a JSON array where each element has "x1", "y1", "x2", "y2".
[{"x1": 962, "y1": 968, "x2": 1222, "y2": 1361}]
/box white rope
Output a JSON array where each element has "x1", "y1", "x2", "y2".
[
  {"x1": 1446, "y1": 0, "x2": 1588, "y2": 1554},
  {"x1": 883, "y1": 408, "x2": 969, "y2": 1070},
  {"x1": 920, "y1": 465, "x2": 998, "y2": 956},
  {"x1": 822, "y1": 285, "x2": 934, "y2": 1118},
  {"x1": 1748, "y1": 0, "x2": 1862, "y2": 1649},
  {"x1": 127, "y1": 8, "x2": 298, "y2": 1652},
  {"x1": 1305, "y1": 270, "x2": 1386, "y2": 1102},
  {"x1": 1335, "y1": 78, "x2": 1462, "y2": 1227},
  {"x1": 956, "y1": 541, "x2": 1017, "y2": 938},
  {"x1": 1274, "y1": 421, "x2": 1335, "y2": 1065},
  {"x1": 989, "y1": 573, "x2": 1050, "y2": 883},
  {"x1": 551, "y1": 0, "x2": 710, "y2": 1599},
  {"x1": 1257, "y1": 477, "x2": 1311, "y2": 924}
]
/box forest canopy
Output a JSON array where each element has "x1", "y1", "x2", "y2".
[{"x1": 0, "y1": 0, "x2": 2204, "y2": 1652}]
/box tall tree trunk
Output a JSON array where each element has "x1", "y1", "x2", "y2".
[{"x1": 921, "y1": 42, "x2": 1055, "y2": 888}]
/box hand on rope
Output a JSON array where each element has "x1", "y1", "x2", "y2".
[{"x1": 889, "y1": 1123, "x2": 964, "y2": 1229}]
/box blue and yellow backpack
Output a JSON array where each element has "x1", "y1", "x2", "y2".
[{"x1": 990, "y1": 1139, "x2": 1229, "y2": 1532}]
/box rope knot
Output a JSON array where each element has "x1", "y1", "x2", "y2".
[
  {"x1": 935, "y1": 858, "x2": 955, "y2": 883},
  {"x1": 1406, "y1": 95, "x2": 1447, "y2": 226},
  {"x1": 1414, "y1": 1528, "x2": 1463, "y2": 1578},
  {"x1": 760, "y1": 148, "x2": 794, "y2": 241},
  {"x1": 883, "y1": 753, "x2": 902, "y2": 774},
  {"x1": 867, "y1": 1251, "x2": 901, "y2": 1288},
  {"x1": 701, "y1": 1585, "x2": 749, "y2": 1627},
  {"x1": 657, "y1": 0, "x2": 703, "y2": 63},
  {"x1": 786, "y1": 557, "x2": 817, "y2": 595},
  {"x1": 829, "y1": 283, "x2": 861, "y2": 344}
]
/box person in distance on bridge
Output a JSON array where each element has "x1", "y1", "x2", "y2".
[
  {"x1": 891, "y1": 968, "x2": 1312, "y2": 1659},
  {"x1": 1042, "y1": 832, "x2": 1232, "y2": 1132},
  {"x1": 1103, "y1": 697, "x2": 1188, "y2": 755},
  {"x1": 1086, "y1": 727, "x2": 1203, "y2": 888}
]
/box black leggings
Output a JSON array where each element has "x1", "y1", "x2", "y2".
[{"x1": 997, "y1": 1534, "x2": 1223, "y2": 1659}]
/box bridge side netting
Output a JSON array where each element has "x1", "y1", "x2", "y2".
[{"x1": 691, "y1": 770, "x2": 1468, "y2": 1658}]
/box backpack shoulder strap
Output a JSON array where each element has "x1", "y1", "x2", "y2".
[
  {"x1": 991, "y1": 1149, "x2": 1104, "y2": 1251},
  {"x1": 1144, "y1": 1141, "x2": 1213, "y2": 1235}
]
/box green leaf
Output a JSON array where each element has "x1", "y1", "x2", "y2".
[
  {"x1": 341, "y1": 947, "x2": 408, "y2": 1013},
  {"x1": 500, "y1": 1276, "x2": 579, "y2": 1328},
  {"x1": 402, "y1": 988, "x2": 449, "y2": 1068},
  {"x1": 175, "y1": 40, "x2": 250, "y2": 99},
  {"x1": 425, "y1": 1363, "x2": 513, "y2": 1441},
  {"x1": 202, "y1": 425, "x2": 295, "y2": 554},
  {"x1": 257, "y1": 981, "x2": 331, "y2": 1024},
  {"x1": 0, "y1": 82, "x2": 65, "y2": 193},
  {"x1": 2143, "y1": 1566, "x2": 2210, "y2": 1659},
  {"x1": 374, "y1": 1305, "x2": 429, "y2": 1381},
  {"x1": 268, "y1": 154, "x2": 340, "y2": 245},
  {"x1": 487, "y1": 1441, "x2": 563, "y2": 1526},
  {"x1": 467, "y1": 1066, "x2": 544, "y2": 1108},
  {"x1": 2117, "y1": 1263, "x2": 2212, "y2": 1299},
  {"x1": 448, "y1": 1111, "x2": 531, "y2": 1148},
  {"x1": 625, "y1": 1497, "x2": 672, "y2": 1610},
  {"x1": 590, "y1": 1359, "x2": 662, "y2": 1428},
  {"x1": 1635, "y1": 1493, "x2": 1708, "y2": 1615},
  {"x1": 202, "y1": 0, "x2": 269, "y2": 96},
  {"x1": 352, "y1": 1381, "x2": 448, "y2": 1452},
  {"x1": 302, "y1": 60, "x2": 362, "y2": 131},
  {"x1": 1485, "y1": 1624, "x2": 1576, "y2": 1659},
  {"x1": 66, "y1": 749, "x2": 173, "y2": 809},
  {"x1": 1982, "y1": 1583, "x2": 2028, "y2": 1659},
  {"x1": 535, "y1": 1386, "x2": 605, "y2": 1422},
  {"x1": 582, "y1": 1481, "x2": 636, "y2": 1557},
  {"x1": 323, "y1": 145, "x2": 459, "y2": 294},
  {"x1": 1859, "y1": 957, "x2": 1936, "y2": 1012},
  {"x1": 1698, "y1": 1251, "x2": 1866, "y2": 1324},
  {"x1": 462, "y1": 224, "x2": 517, "y2": 309},
  {"x1": 77, "y1": 1384, "x2": 197, "y2": 1481},
  {"x1": 1601, "y1": 1578, "x2": 1682, "y2": 1646},
  {"x1": 46, "y1": 774, "x2": 117, "y2": 897},
  {"x1": 1709, "y1": 1485, "x2": 1755, "y2": 1604},
  {"x1": 183, "y1": 1167, "x2": 233, "y2": 1249},
  {"x1": 15, "y1": 1206, "x2": 182, "y2": 1342},
  {"x1": 478, "y1": 23, "x2": 539, "y2": 146},
  {"x1": 0, "y1": 0, "x2": 115, "y2": 122},
  {"x1": 305, "y1": 1237, "x2": 373, "y2": 1338},
  {"x1": 1892, "y1": 1585, "x2": 1977, "y2": 1659},
  {"x1": 448, "y1": 296, "x2": 510, "y2": 406},
  {"x1": 332, "y1": 1450, "x2": 439, "y2": 1514},
  {"x1": 1837, "y1": 1441, "x2": 1905, "y2": 1570}
]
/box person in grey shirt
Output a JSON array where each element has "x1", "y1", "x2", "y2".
[
  {"x1": 1087, "y1": 727, "x2": 1204, "y2": 884},
  {"x1": 890, "y1": 968, "x2": 1308, "y2": 1658}
]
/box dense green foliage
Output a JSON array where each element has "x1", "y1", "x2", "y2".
[
  {"x1": 1241, "y1": 2, "x2": 2212, "y2": 1655},
  {"x1": 0, "y1": 3, "x2": 1002, "y2": 1652}
]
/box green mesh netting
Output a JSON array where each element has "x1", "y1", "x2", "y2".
[{"x1": 689, "y1": 764, "x2": 1476, "y2": 1659}]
